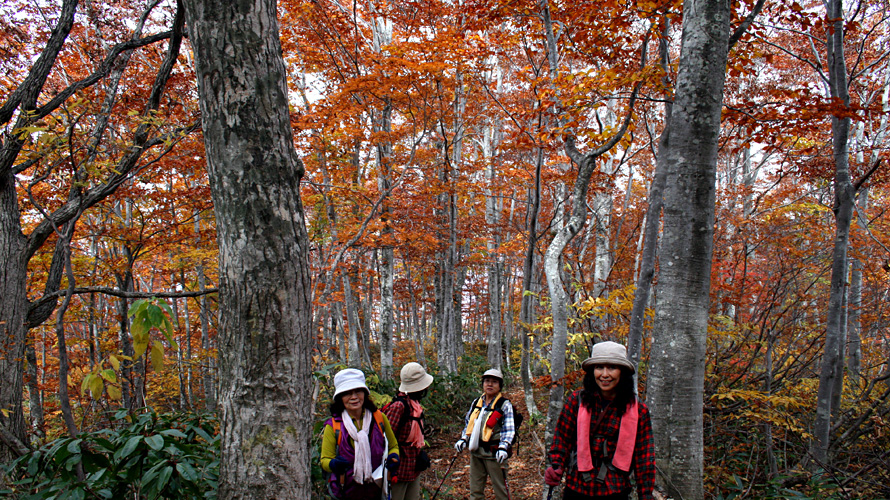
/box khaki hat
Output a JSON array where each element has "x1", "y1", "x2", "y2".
[
  {"x1": 333, "y1": 368, "x2": 369, "y2": 400},
  {"x1": 481, "y1": 368, "x2": 504, "y2": 385},
  {"x1": 581, "y1": 341, "x2": 635, "y2": 374},
  {"x1": 399, "y1": 362, "x2": 434, "y2": 393}
]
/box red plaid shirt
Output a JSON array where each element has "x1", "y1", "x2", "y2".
[
  {"x1": 382, "y1": 394, "x2": 425, "y2": 482},
  {"x1": 549, "y1": 390, "x2": 656, "y2": 499}
]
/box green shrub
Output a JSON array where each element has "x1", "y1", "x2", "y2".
[{"x1": 2, "y1": 410, "x2": 219, "y2": 500}]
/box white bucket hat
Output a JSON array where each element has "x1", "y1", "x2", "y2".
[
  {"x1": 581, "y1": 341, "x2": 636, "y2": 374},
  {"x1": 333, "y1": 368, "x2": 369, "y2": 400},
  {"x1": 399, "y1": 362, "x2": 434, "y2": 393},
  {"x1": 481, "y1": 368, "x2": 504, "y2": 385}
]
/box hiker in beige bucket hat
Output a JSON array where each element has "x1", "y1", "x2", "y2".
[{"x1": 382, "y1": 362, "x2": 434, "y2": 500}]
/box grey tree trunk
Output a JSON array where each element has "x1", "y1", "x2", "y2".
[
  {"x1": 182, "y1": 0, "x2": 314, "y2": 496},
  {"x1": 813, "y1": 0, "x2": 854, "y2": 466},
  {"x1": 520, "y1": 148, "x2": 544, "y2": 418},
  {"x1": 646, "y1": 0, "x2": 730, "y2": 498},
  {"x1": 197, "y1": 258, "x2": 217, "y2": 411},
  {"x1": 627, "y1": 15, "x2": 672, "y2": 370},
  {"x1": 343, "y1": 271, "x2": 363, "y2": 368}
]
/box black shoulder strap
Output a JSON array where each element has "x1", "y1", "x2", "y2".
[
  {"x1": 393, "y1": 395, "x2": 421, "y2": 437},
  {"x1": 493, "y1": 396, "x2": 509, "y2": 411}
]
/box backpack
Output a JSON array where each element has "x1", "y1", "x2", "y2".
[{"x1": 382, "y1": 395, "x2": 424, "y2": 438}]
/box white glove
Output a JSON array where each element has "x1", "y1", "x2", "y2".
[
  {"x1": 495, "y1": 449, "x2": 508, "y2": 463},
  {"x1": 454, "y1": 439, "x2": 467, "y2": 453}
]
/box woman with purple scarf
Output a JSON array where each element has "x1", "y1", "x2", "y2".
[{"x1": 321, "y1": 369, "x2": 400, "y2": 499}]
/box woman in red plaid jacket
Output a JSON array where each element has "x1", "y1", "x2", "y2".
[{"x1": 544, "y1": 341, "x2": 656, "y2": 500}]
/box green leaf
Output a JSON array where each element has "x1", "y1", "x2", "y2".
[
  {"x1": 177, "y1": 461, "x2": 198, "y2": 482},
  {"x1": 159, "y1": 429, "x2": 188, "y2": 439},
  {"x1": 114, "y1": 436, "x2": 143, "y2": 462},
  {"x1": 66, "y1": 439, "x2": 82, "y2": 454},
  {"x1": 128, "y1": 299, "x2": 150, "y2": 318},
  {"x1": 145, "y1": 434, "x2": 164, "y2": 451},
  {"x1": 100, "y1": 369, "x2": 117, "y2": 383},
  {"x1": 157, "y1": 465, "x2": 173, "y2": 491}
]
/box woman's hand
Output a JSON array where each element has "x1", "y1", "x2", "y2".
[
  {"x1": 454, "y1": 438, "x2": 467, "y2": 453},
  {"x1": 544, "y1": 466, "x2": 563, "y2": 486},
  {"x1": 329, "y1": 456, "x2": 350, "y2": 475},
  {"x1": 385, "y1": 453, "x2": 400, "y2": 472}
]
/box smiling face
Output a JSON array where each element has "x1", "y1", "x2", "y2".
[
  {"x1": 592, "y1": 364, "x2": 622, "y2": 400},
  {"x1": 340, "y1": 388, "x2": 366, "y2": 417},
  {"x1": 482, "y1": 376, "x2": 501, "y2": 399}
]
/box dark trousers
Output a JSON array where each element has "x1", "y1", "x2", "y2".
[{"x1": 563, "y1": 487, "x2": 630, "y2": 500}]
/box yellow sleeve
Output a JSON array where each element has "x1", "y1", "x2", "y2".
[
  {"x1": 380, "y1": 413, "x2": 400, "y2": 456},
  {"x1": 321, "y1": 421, "x2": 338, "y2": 473}
]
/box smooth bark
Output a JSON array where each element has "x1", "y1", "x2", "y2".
[
  {"x1": 813, "y1": 0, "x2": 854, "y2": 466},
  {"x1": 647, "y1": 0, "x2": 731, "y2": 498}
]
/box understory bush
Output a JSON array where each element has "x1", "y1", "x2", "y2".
[{"x1": 1, "y1": 410, "x2": 219, "y2": 500}]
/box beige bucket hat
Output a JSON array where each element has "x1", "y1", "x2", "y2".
[
  {"x1": 399, "y1": 362, "x2": 434, "y2": 393},
  {"x1": 581, "y1": 341, "x2": 636, "y2": 374}
]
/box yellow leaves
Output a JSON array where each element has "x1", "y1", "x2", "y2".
[
  {"x1": 106, "y1": 384, "x2": 122, "y2": 401},
  {"x1": 711, "y1": 388, "x2": 814, "y2": 438},
  {"x1": 151, "y1": 341, "x2": 165, "y2": 373}
]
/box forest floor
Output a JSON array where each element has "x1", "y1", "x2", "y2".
[{"x1": 420, "y1": 387, "x2": 550, "y2": 500}]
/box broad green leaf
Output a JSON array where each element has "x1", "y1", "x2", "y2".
[
  {"x1": 177, "y1": 461, "x2": 198, "y2": 482},
  {"x1": 157, "y1": 465, "x2": 173, "y2": 491},
  {"x1": 159, "y1": 429, "x2": 188, "y2": 439},
  {"x1": 109, "y1": 355, "x2": 120, "y2": 371},
  {"x1": 66, "y1": 439, "x2": 82, "y2": 454},
  {"x1": 128, "y1": 299, "x2": 150, "y2": 318},
  {"x1": 147, "y1": 305, "x2": 165, "y2": 329},
  {"x1": 145, "y1": 434, "x2": 164, "y2": 451},
  {"x1": 100, "y1": 369, "x2": 117, "y2": 383},
  {"x1": 81, "y1": 374, "x2": 94, "y2": 396},
  {"x1": 114, "y1": 436, "x2": 142, "y2": 462}
]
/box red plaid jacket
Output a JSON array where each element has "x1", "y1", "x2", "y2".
[
  {"x1": 548, "y1": 390, "x2": 656, "y2": 499},
  {"x1": 382, "y1": 394, "x2": 425, "y2": 483}
]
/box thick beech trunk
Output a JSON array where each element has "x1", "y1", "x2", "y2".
[
  {"x1": 182, "y1": 0, "x2": 313, "y2": 496},
  {"x1": 647, "y1": 0, "x2": 730, "y2": 498}
]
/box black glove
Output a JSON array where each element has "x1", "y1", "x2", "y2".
[{"x1": 329, "y1": 456, "x2": 350, "y2": 475}]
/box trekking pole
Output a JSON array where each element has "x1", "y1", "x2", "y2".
[
  {"x1": 430, "y1": 452, "x2": 460, "y2": 500},
  {"x1": 501, "y1": 465, "x2": 512, "y2": 500}
]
